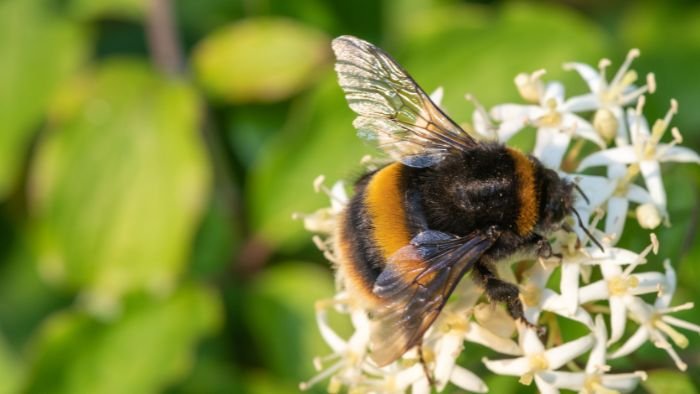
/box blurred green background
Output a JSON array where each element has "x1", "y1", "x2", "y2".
[{"x1": 1, "y1": 0, "x2": 699, "y2": 393}]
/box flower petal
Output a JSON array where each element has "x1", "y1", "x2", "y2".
[
  {"x1": 656, "y1": 260, "x2": 676, "y2": 308},
  {"x1": 429, "y1": 86, "x2": 444, "y2": 106},
  {"x1": 434, "y1": 331, "x2": 463, "y2": 390},
  {"x1": 578, "y1": 147, "x2": 638, "y2": 171},
  {"x1": 563, "y1": 93, "x2": 599, "y2": 112},
  {"x1": 599, "y1": 372, "x2": 646, "y2": 392},
  {"x1": 632, "y1": 272, "x2": 668, "y2": 295},
  {"x1": 520, "y1": 325, "x2": 546, "y2": 354},
  {"x1": 560, "y1": 262, "x2": 580, "y2": 314},
  {"x1": 658, "y1": 145, "x2": 700, "y2": 163},
  {"x1": 534, "y1": 127, "x2": 570, "y2": 169},
  {"x1": 394, "y1": 363, "x2": 426, "y2": 390},
  {"x1": 538, "y1": 371, "x2": 586, "y2": 391},
  {"x1": 605, "y1": 196, "x2": 629, "y2": 242},
  {"x1": 609, "y1": 296, "x2": 627, "y2": 344},
  {"x1": 411, "y1": 377, "x2": 431, "y2": 394},
  {"x1": 626, "y1": 183, "x2": 653, "y2": 205},
  {"x1": 316, "y1": 307, "x2": 348, "y2": 352},
  {"x1": 627, "y1": 107, "x2": 651, "y2": 145},
  {"x1": 545, "y1": 334, "x2": 594, "y2": 369},
  {"x1": 534, "y1": 373, "x2": 562, "y2": 394},
  {"x1": 450, "y1": 366, "x2": 488, "y2": 393},
  {"x1": 586, "y1": 315, "x2": 609, "y2": 373},
  {"x1": 465, "y1": 323, "x2": 522, "y2": 356},
  {"x1": 609, "y1": 326, "x2": 649, "y2": 359},
  {"x1": 579, "y1": 280, "x2": 610, "y2": 304},
  {"x1": 543, "y1": 81, "x2": 565, "y2": 105},
  {"x1": 562, "y1": 113, "x2": 606, "y2": 148},
  {"x1": 639, "y1": 160, "x2": 666, "y2": 209},
  {"x1": 482, "y1": 356, "x2": 531, "y2": 376}
]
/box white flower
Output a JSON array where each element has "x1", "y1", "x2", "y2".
[
  {"x1": 491, "y1": 73, "x2": 605, "y2": 168},
  {"x1": 483, "y1": 324, "x2": 594, "y2": 394},
  {"x1": 578, "y1": 240, "x2": 666, "y2": 344},
  {"x1": 564, "y1": 49, "x2": 655, "y2": 146},
  {"x1": 300, "y1": 297, "x2": 371, "y2": 392},
  {"x1": 536, "y1": 315, "x2": 647, "y2": 393},
  {"x1": 537, "y1": 243, "x2": 644, "y2": 320},
  {"x1": 578, "y1": 99, "x2": 700, "y2": 215},
  {"x1": 302, "y1": 48, "x2": 700, "y2": 393},
  {"x1": 610, "y1": 260, "x2": 700, "y2": 371}
]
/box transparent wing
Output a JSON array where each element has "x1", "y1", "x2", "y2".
[
  {"x1": 368, "y1": 230, "x2": 497, "y2": 366},
  {"x1": 332, "y1": 35, "x2": 477, "y2": 168}
]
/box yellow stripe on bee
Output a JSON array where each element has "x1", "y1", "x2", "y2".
[
  {"x1": 365, "y1": 163, "x2": 430, "y2": 285},
  {"x1": 507, "y1": 148, "x2": 538, "y2": 236},
  {"x1": 365, "y1": 163, "x2": 413, "y2": 258}
]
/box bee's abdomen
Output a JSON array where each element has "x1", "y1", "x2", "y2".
[{"x1": 336, "y1": 163, "x2": 424, "y2": 305}]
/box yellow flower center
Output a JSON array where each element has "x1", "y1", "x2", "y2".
[
  {"x1": 520, "y1": 282, "x2": 541, "y2": 307},
  {"x1": 583, "y1": 375, "x2": 619, "y2": 394},
  {"x1": 602, "y1": 70, "x2": 637, "y2": 104},
  {"x1": 536, "y1": 98, "x2": 562, "y2": 127},
  {"x1": 519, "y1": 353, "x2": 549, "y2": 385},
  {"x1": 608, "y1": 275, "x2": 639, "y2": 296}
]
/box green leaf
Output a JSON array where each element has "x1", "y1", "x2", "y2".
[
  {"x1": 0, "y1": 0, "x2": 86, "y2": 199},
  {"x1": 28, "y1": 60, "x2": 211, "y2": 311},
  {"x1": 22, "y1": 284, "x2": 221, "y2": 394},
  {"x1": 619, "y1": 3, "x2": 700, "y2": 141},
  {"x1": 643, "y1": 369, "x2": 700, "y2": 394},
  {"x1": 68, "y1": 0, "x2": 146, "y2": 20},
  {"x1": 246, "y1": 73, "x2": 367, "y2": 248},
  {"x1": 0, "y1": 333, "x2": 22, "y2": 394},
  {"x1": 398, "y1": 2, "x2": 608, "y2": 120},
  {"x1": 244, "y1": 262, "x2": 347, "y2": 382},
  {"x1": 193, "y1": 17, "x2": 331, "y2": 103},
  {"x1": 245, "y1": 371, "x2": 303, "y2": 394}
]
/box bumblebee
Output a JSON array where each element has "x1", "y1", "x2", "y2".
[{"x1": 331, "y1": 36, "x2": 595, "y2": 367}]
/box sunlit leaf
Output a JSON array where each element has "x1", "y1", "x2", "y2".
[
  {"x1": 28, "y1": 60, "x2": 211, "y2": 312},
  {"x1": 247, "y1": 73, "x2": 367, "y2": 248},
  {"x1": 0, "y1": 333, "x2": 21, "y2": 394},
  {"x1": 245, "y1": 371, "x2": 302, "y2": 394},
  {"x1": 0, "y1": 0, "x2": 86, "y2": 199},
  {"x1": 643, "y1": 369, "x2": 700, "y2": 394},
  {"x1": 22, "y1": 284, "x2": 221, "y2": 394},
  {"x1": 0, "y1": 239, "x2": 70, "y2": 349},
  {"x1": 193, "y1": 17, "x2": 330, "y2": 103},
  {"x1": 68, "y1": 0, "x2": 145, "y2": 20}
]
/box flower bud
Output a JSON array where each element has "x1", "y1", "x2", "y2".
[
  {"x1": 593, "y1": 108, "x2": 617, "y2": 143},
  {"x1": 636, "y1": 203, "x2": 662, "y2": 229}
]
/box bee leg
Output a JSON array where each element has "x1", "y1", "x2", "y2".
[
  {"x1": 535, "y1": 234, "x2": 562, "y2": 261},
  {"x1": 473, "y1": 261, "x2": 532, "y2": 326},
  {"x1": 417, "y1": 340, "x2": 435, "y2": 388}
]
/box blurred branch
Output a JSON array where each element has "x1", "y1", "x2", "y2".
[{"x1": 146, "y1": 0, "x2": 183, "y2": 76}]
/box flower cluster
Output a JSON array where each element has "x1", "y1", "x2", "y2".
[{"x1": 298, "y1": 50, "x2": 700, "y2": 393}]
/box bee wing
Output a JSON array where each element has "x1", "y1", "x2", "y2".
[
  {"x1": 332, "y1": 35, "x2": 477, "y2": 168},
  {"x1": 368, "y1": 230, "x2": 497, "y2": 366}
]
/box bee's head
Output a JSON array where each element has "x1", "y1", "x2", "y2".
[{"x1": 537, "y1": 168, "x2": 574, "y2": 232}]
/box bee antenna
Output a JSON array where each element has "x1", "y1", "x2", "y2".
[
  {"x1": 573, "y1": 183, "x2": 590, "y2": 205},
  {"x1": 572, "y1": 208, "x2": 604, "y2": 252}
]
